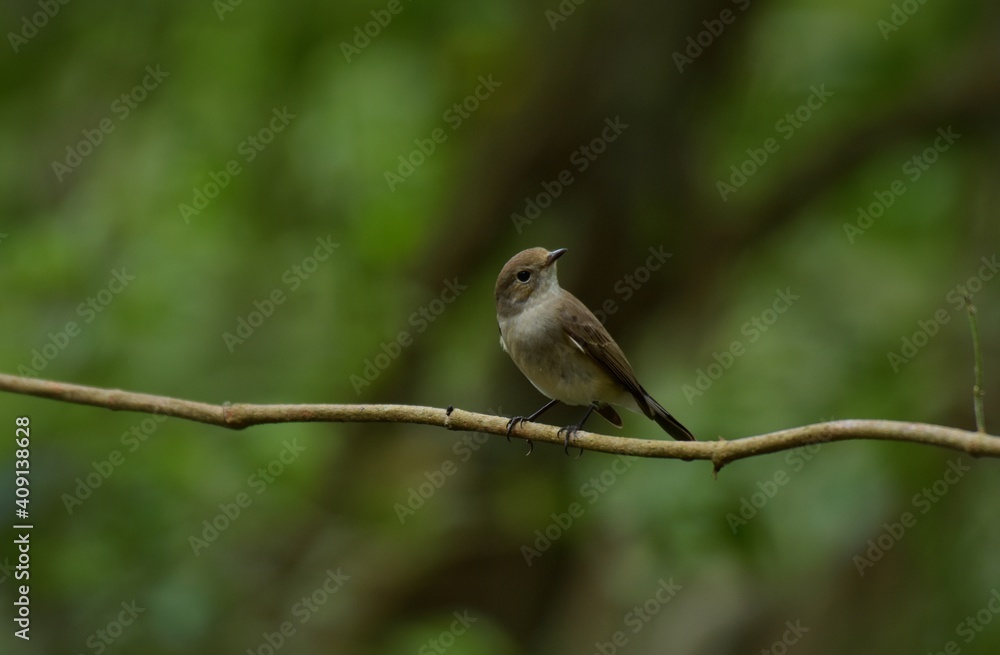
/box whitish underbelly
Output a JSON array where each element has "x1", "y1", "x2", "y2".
[{"x1": 501, "y1": 308, "x2": 632, "y2": 408}]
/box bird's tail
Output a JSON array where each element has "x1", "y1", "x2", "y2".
[{"x1": 640, "y1": 391, "x2": 695, "y2": 441}]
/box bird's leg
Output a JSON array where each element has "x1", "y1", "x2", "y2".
[
  {"x1": 506, "y1": 398, "x2": 560, "y2": 455},
  {"x1": 505, "y1": 399, "x2": 559, "y2": 437},
  {"x1": 558, "y1": 403, "x2": 597, "y2": 457}
]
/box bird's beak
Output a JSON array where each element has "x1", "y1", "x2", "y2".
[{"x1": 545, "y1": 248, "x2": 568, "y2": 267}]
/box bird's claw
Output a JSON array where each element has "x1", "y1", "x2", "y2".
[
  {"x1": 557, "y1": 425, "x2": 584, "y2": 458},
  {"x1": 506, "y1": 416, "x2": 534, "y2": 456},
  {"x1": 505, "y1": 416, "x2": 524, "y2": 440}
]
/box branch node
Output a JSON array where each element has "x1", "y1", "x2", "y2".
[
  {"x1": 712, "y1": 459, "x2": 725, "y2": 479},
  {"x1": 222, "y1": 401, "x2": 234, "y2": 426}
]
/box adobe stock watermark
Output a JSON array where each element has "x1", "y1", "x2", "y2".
[
  {"x1": 592, "y1": 578, "x2": 682, "y2": 655},
  {"x1": 681, "y1": 288, "x2": 799, "y2": 404},
  {"x1": 877, "y1": 0, "x2": 931, "y2": 41},
  {"x1": 887, "y1": 254, "x2": 997, "y2": 372},
  {"x1": 511, "y1": 116, "x2": 628, "y2": 233},
  {"x1": 393, "y1": 408, "x2": 499, "y2": 524},
  {"x1": 384, "y1": 75, "x2": 501, "y2": 192},
  {"x1": 725, "y1": 443, "x2": 822, "y2": 534},
  {"x1": 544, "y1": 0, "x2": 588, "y2": 31},
  {"x1": 51, "y1": 65, "x2": 169, "y2": 182},
  {"x1": 188, "y1": 439, "x2": 306, "y2": 556},
  {"x1": 17, "y1": 268, "x2": 136, "y2": 378},
  {"x1": 590, "y1": 245, "x2": 672, "y2": 323},
  {"x1": 843, "y1": 126, "x2": 960, "y2": 243},
  {"x1": 672, "y1": 0, "x2": 752, "y2": 73},
  {"x1": 61, "y1": 414, "x2": 168, "y2": 515},
  {"x1": 853, "y1": 458, "x2": 971, "y2": 575},
  {"x1": 245, "y1": 567, "x2": 351, "y2": 655},
  {"x1": 213, "y1": 0, "x2": 245, "y2": 21},
  {"x1": 0, "y1": 556, "x2": 17, "y2": 587},
  {"x1": 339, "y1": 0, "x2": 415, "y2": 62},
  {"x1": 927, "y1": 588, "x2": 1000, "y2": 655},
  {"x1": 350, "y1": 278, "x2": 467, "y2": 394},
  {"x1": 222, "y1": 235, "x2": 340, "y2": 353},
  {"x1": 758, "y1": 619, "x2": 810, "y2": 655},
  {"x1": 717, "y1": 84, "x2": 833, "y2": 202},
  {"x1": 522, "y1": 455, "x2": 637, "y2": 566},
  {"x1": 416, "y1": 611, "x2": 478, "y2": 655},
  {"x1": 79, "y1": 600, "x2": 145, "y2": 655},
  {"x1": 178, "y1": 107, "x2": 296, "y2": 224},
  {"x1": 8, "y1": 0, "x2": 72, "y2": 53}
]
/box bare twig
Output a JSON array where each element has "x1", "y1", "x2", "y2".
[
  {"x1": 963, "y1": 292, "x2": 987, "y2": 433},
  {"x1": 1, "y1": 373, "x2": 997, "y2": 473}
]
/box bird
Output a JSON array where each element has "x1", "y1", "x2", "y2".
[{"x1": 495, "y1": 247, "x2": 695, "y2": 454}]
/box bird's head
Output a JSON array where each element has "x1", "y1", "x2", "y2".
[{"x1": 495, "y1": 247, "x2": 567, "y2": 318}]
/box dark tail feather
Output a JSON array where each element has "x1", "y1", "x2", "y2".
[
  {"x1": 641, "y1": 393, "x2": 695, "y2": 441},
  {"x1": 595, "y1": 404, "x2": 623, "y2": 427}
]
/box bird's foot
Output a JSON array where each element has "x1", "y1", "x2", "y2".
[
  {"x1": 505, "y1": 416, "x2": 533, "y2": 456},
  {"x1": 556, "y1": 425, "x2": 584, "y2": 458},
  {"x1": 505, "y1": 416, "x2": 525, "y2": 440}
]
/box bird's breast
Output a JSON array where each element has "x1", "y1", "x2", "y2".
[{"x1": 498, "y1": 298, "x2": 627, "y2": 407}]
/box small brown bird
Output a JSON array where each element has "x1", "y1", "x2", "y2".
[{"x1": 495, "y1": 247, "x2": 694, "y2": 454}]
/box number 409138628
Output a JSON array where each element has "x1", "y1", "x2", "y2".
[{"x1": 15, "y1": 417, "x2": 30, "y2": 518}]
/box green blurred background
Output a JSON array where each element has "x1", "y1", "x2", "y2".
[{"x1": 2, "y1": 0, "x2": 999, "y2": 653}]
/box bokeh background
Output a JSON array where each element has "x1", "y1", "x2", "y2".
[{"x1": 2, "y1": 0, "x2": 999, "y2": 653}]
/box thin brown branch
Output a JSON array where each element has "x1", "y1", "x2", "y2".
[
  {"x1": 2, "y1": 373, "x2": 998, "y2": 473},
  {"x1": 963, "y1": 292, "x2": 987, "y2": 433}
]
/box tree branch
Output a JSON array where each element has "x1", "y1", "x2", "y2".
[
  {"x1": 963, "y1": 293, "x2": 987, "y2": 433},
  {"x1": 1, "y1": 373, "x2": 997, "y2": 473}
]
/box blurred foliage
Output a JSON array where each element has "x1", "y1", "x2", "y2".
[{"x1": 1, "y1": 0, "x2": 999, "y2": 653}]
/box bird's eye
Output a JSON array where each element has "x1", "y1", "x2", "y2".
[{"x1": 516, "y1": 270, "x2": 531, "y2": 282}]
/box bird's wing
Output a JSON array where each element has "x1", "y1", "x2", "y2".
[
  {"x1": 560, "y1": 291, "x2": 695, "y2": 441},
  {"x1": 558, "y1": 291, "x2": 646, "y2": 404}
]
